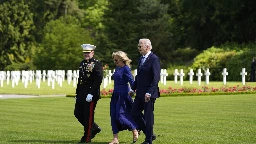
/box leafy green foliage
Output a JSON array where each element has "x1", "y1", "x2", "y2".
[
  {"x1": 33, "y1": 16, "x2": 93, "y2": 70},
  {"x1": 98, "y1": 0, "x2": 171, "y2": 69},
  {"x1": 0, "y1": 0, "x2": 35, "y2": 70},
  {"x1": 1, "y1": 0, "x2": 256, "y2": 71},
  {"x1": 225, "y1": 48, "x2": 255, "y2": 81},
  {"x1": 163, "y1": 0, "x2": 256, "y2": 51},
  {"x1": 191, "y1": 47, "x2": 236, "y2": 80}
]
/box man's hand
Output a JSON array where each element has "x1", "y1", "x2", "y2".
[
  {"x1": 145, "y1": 93, "x2": 151, "y2": 102},
  {"x1": 86, "y1": 94, "x2": 93, "y2": 102},
  {"x1": 128, "y1": 91, "x2": 135, "y2": 97}
]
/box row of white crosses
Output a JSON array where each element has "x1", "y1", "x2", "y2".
[
  {"x1": 173, "y1": 68, "x2": 248, "y2": 86},
  {"x1": 67, "y1": 69, "x2": 112, "y2": 89},
  {"x1": 0, "y1": 70, "x2": 67, "y2": 89},
  {"x1": 132, "y1": 69, "x2": 169, "y2": 85},
  {"x1": 173, "y1": 68, "x2": 212, "y2": 86},
  {"x1": 0, "y1": 68, "x2": 248, "y2": 89}
]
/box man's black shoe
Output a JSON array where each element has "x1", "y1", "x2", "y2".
[
  {"x1": 91, "y1": 127, "x2": 101, "y2": 139},
  {"x1": 79, "y1": 136, "x2": 85, "y2": 143},
  {"x1": 78, "y1": 136, "x2": 91, "y2": 143},
  {"x1": 141, "y1": 142, "x2": 149, "y2": 144},
  {"x1": 152, "y1": 134, "x2": 156, "y2": 141}
]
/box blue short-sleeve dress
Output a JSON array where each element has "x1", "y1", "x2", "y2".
[{"x1": 110, "y1": 65, "x2": 137, "y2": 134}]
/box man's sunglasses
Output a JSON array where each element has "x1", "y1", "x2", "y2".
[{"x1": 138, "y1": 45, "x2": 143, "y2": 48}]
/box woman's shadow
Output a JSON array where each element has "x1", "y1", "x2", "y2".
[{"x1": 11, "y1": 139, "x2": 108, "y2": 144}]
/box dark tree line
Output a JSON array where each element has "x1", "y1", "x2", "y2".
[{"x1": 0, "y1": 0, "x2": 255, "y2": 70}]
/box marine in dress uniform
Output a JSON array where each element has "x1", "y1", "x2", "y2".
[{"x1": 74, "y1": 44, "x2": 103, "y2": 143}]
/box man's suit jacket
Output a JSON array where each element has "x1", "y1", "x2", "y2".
[{"x1": 131, "y1": 52, "x2": 161, "y2": 98}]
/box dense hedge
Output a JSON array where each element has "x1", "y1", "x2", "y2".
[{"x1": 167, "y1": 43, "x2": 256, "y2": 81}]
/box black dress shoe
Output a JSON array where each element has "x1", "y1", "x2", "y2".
[
  {"x1": 152, "y1": 134, "x2": 156, "y2": 141},
  {"x1": 79, "y1": 136, "x2": 85, "y2": 143},
  {"x1": 79, "y1": 136, "x2": 91, "y2": 143},
  {"x1": 141, "y1": 141, "x2": 149, "y2": 144},
  {"x1": 91, "y1": 127, "x2": 101, "y2": 139}
]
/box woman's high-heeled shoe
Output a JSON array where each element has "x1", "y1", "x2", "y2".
[
  {"x1": 109, "y1": 139, "x2": 119, "y2": 144},
  {"x1": 132, "y1": 130, "x2": 139, "y2": 143}
]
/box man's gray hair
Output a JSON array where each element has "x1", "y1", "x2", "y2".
[{"x1": 140, "y1": 38, "x2": 152, "y2": 50}]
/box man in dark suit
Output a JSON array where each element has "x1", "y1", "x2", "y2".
[
  {"x1": 129, "y1": 39, "x2": 161, "y2": 144},
  {"x1": 250, "y1": 57, "x2": 256, "y2": 82},
  {"x1": 74, "y1": 44, "x2": 103, "y2": 143}
]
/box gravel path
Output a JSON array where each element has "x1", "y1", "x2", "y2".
[{"x1": 0, "y1": 94, "x2": 66, "y2": 99}]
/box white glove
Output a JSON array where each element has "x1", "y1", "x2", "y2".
[{"x1": 86, "y1": 94, "x2": 93, "y2": 102}]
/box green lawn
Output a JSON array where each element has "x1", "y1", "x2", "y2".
[
  {"x1": 1, "y1": 80, "x2": 256, "y2": 95},
  {"x1": 0, "y1": 95, "x2": 256, "y2": 143}
]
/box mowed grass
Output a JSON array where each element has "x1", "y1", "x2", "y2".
[
  {"x1": 1, "y1": 80, "x2": 256, "y2": 95},
  {"x1": 0, "y1": 95, "x2": 256, "y2": 144}
]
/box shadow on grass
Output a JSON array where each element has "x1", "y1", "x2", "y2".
[{"x1": 11, "y1": 140, "x2": 108, "y2": 144}]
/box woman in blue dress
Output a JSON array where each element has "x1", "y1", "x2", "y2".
[{"x1": 109, "y1": 51, "x2": 139, "y2": 144}]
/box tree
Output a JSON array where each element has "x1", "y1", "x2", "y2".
[
  {"x1": 0, "y1": 0, "x2": 35, "y2": 70},
  {"x1": 98, "y1": 0, "x2": 171, "y2": 68},
  {"x1": 27, "y1": 0, "x2": 84, "y2": 43},
  {"x1": 33, "y1": 16, "x2": 93, "y2": 70},
  {"x1": 135, "y1": 0, "x2": 171, "y2": 65},
  {"x1": 162, "y1": 0, "x2": 256, "y2": 51}
]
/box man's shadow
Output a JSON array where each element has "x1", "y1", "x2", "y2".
[{"x1": 11, "y1": 140, "x2": 108, "y2": 144}]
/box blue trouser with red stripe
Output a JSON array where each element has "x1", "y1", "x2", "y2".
[{"x1": 74, "y1": 101, "x2": 98, "y2": 142}]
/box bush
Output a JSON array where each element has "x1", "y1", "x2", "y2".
[{"x1": 166, "y1": 43, "x2": 256, "y2": 81}]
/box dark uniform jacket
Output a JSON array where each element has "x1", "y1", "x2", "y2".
[{"x1": 76, "y1": 57, "x2": 103, "y2": 102}]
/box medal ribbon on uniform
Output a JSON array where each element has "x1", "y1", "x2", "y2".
[{"x1": 86, "y1": 62, "x2": 95, "y2": 77}]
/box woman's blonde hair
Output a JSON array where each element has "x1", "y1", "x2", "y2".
[{"x1": 112, "y1": 51, "x2": 132, "y2": 67}]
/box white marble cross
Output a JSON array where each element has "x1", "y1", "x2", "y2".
[
  {"x1": 103, "y1": 77, "x2": 108, "y2": 88},
  {"x1": 29, "y1": 71, "x2": 34, "y2": 83},
  {"x1": 51, "y1": 71, "x2": 56, "y2": 89},
  {"x1": 108, "y1": 70, "x2": 112, "y2": 84},
  {"x1": 240, "y1": 68, "x2": 247, "y2": 85},
  {"x1": 42, "y1": 70, "x2": 46, "y2": 82},
  {"x1": 56, "y1": 70, "x2": 62, "y2": 87},
  {"x1": 222, "y1": 68, "x2": 228, "y2": 85},
  {"x1": 6, "y1": 71, "x2": 10, "y2": 85},
  {"x1": 11, "y1": 71, "x2": 16, "y2": 88},
  {"x1": 15, "y1": 71, "x2": 20, "y2": 86},
  {"x1": 21, "y1": 70, "x2": 26, "y2": 83},
  {"x1": 188, "y1": 69, "x2": 194, "y2": 84},
  {"x1": 47, "y1": 70, "x2": 52, "y2": 86},
  {"x1": 161, "y1": 69, "x2": 168, "y2": 85},
  {"x1": 133, "y1": 69, "x2": 137, "y2": 79},
  {"x1": 0, "y1": 71, "x2": 4, "y2": 87},
  {"x1": 196, "y1": 69, "x2": 203, "y2": 86},
  {"x1": 61, "y1": 70, "x2": 65, "y2": 82},
  {"x1": 73, "y1": 70, "x2": 78, "y2": 87},
  {"x1": 59, "y1": 70, "x2": 65, "y2": 87},
  {"x1": 23, "y1": 71, "x2": 29, "y2": 88},
  {"x1": 173, "y1": 69, "x2": 179, "y2": 84},
  {"x1": 179, "y1": 69, "x2": 185, "y2": 86},
  {"x1": 204, "y1": 68, "x2": 211, "y2": 85},
  {"x1": 160, "y1": 69, "x2": 164, "y2": 83},
  {"x1": 66, "y1": 70, "x2": 73, "y2": 85},
  {"x1": 35, "y1": 70, "x2": 42, "y2": 89}
]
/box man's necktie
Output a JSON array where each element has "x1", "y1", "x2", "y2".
[{"x1": 140, "y1": 56, "x2": 145, "y2": 67}]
